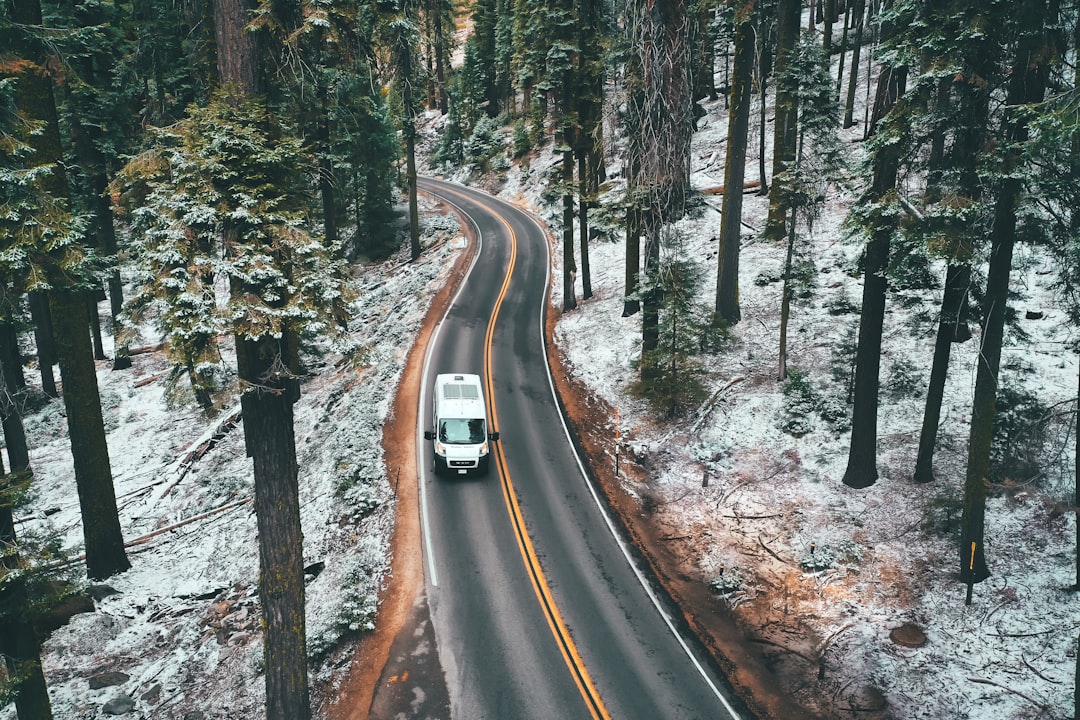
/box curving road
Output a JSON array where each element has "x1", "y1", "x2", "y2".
[{"x1": 414, "y1": 177, "x2": 746, "y2": 720}]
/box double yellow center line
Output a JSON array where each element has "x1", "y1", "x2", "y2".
[{"x1": 468, "y1": 189, "x2": 611, "y2": 720}]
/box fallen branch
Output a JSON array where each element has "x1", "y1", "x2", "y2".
[
  {"x1": 129, "y1": 343, "x2": 165, "y2": 356},
  {"x1": 1022, "y1": 656, "x2": 1060, "y2": 685},
  {"x1": 967, "y1": 677, "x2": 1047, "y2": 711},
  {"x1": 758, "y1": 535, "x2": 788, "y2": 564},
  {"x1": 126, "y1": 498, "x2": 251, "y2": 548},
  {"x1": 163, "y1": 406, "x2": 243, "y2": 496},
  {"x1": 750, "y1": 637, "x2": 815, "y2": 664},
  {"x1": 55, "y1": 498, "x2": 251, "y2": 568}
]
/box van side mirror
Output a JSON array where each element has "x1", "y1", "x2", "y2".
[
  {"x1": 488, "y1": 432, "x2": 500, "y2": 441},
  {"x1": 424, "y1": 430, "x2": 435, "y2": 441}
]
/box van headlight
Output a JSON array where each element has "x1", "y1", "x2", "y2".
[
  {"x1": 479, "y1": 441, "x2": 489, "y2": 456},
  {"x1": 434, "y1": 441, "x2": 446, "y2": 456}
]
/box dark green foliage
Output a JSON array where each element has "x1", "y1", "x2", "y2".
[
  {"x1": 464, "y1": 115, "x2": 506, "y2": 172},
  {"x1": 921, "y1": 488, "x2": 963, "y2": 537},
  {"x1": 780, "y1": 367, "x2": 851, "y2": 436},
  {"x1": 631, "y1": 254, "x2": 711, "y2": 418},
  {"x1": 115, "y1": 96, "x2": 350, "y2": 404},
  {"x1": 884, "y1": 357, "x2": 924, "y2": 401},
  {"x1": 991, "y1": 385, "x2": 1050, "y2": 484}
]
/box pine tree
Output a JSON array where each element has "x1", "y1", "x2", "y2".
[
  {"x1": 773, "y1": 31, "x2": 845, "y2": 381},
  {"x1": 625, "y1": 0, "x2": 694, "y2": 382},
  {"x1": 0, "y1": 68, "x2": 52, "y2": 720},
  {"x1": 714, "y1": 0, "x2": 756, "y2": 326},
  {"x1": 763, "y1": 0, "x2": 801, "y2": 242},
  {"x1": 5, "y1": 0, "x2": 130, "y2": 582},
  {"x1": 841, "y1": 35, "x2": 907, "y2": 490},
  {"x1": 386, "y1": 8, "x2": 425, "y2": 261},
  {"x1": 960, "y1": 0, "x2": 1057, "y2": 589}
]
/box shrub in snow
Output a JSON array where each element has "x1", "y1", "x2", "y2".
[
  {"x1": 709, "y1": 565, "x2": 744, "y2": 595},
  {"x1": 779, "y1": 369, "x2": 816, "y2": 437},
  {"x1": 885, "y1": 357, "x2": 925, "y2": 401},
  {"x1": 306, "y1": 534, "x2": 386, "y2": 661},
  {"x1": 780, "y1": 368, "x2": 850, "y2": 436},
  {"x1": 990, "y1": 384, "x2": 1050, "y2": 485},
  {"x1": 920, "y1": 489, "x2": 963, "y2": 538},
  {"x1": 334, "y1": 462, "x2": 383, "y2": 519},
  {"x1": 464, "y1": 116, "x2": 505, "y2": 173}
]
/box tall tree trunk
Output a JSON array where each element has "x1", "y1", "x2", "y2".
[
  {"x1": 624, "y1": 198, "x2": 641, "y2": 317},
  {"x1": 842, "y1": 0, "x2": 866, "y2": 128},
  {"x1": 29, "y1": 289, "x2": 57, "y2": 400},
  {"x1": 835, "y1": 0, "x2": 851, "y2": 97},
  {"x1": 87, "y1": 292, "x2": 105, "y2": 361},
  {"x1": 841, "y1": 56, "x2": 906, "y2": 491},
  {"x1": 960, "y1": 0, "x2": 1053, "y2": 588},
  {"x1": 434, "y1": 3, "x2": 449, "y2": 113},
  {"x1": 778, "y1": 206, "x2": 797, "y2": 381},
  {"x1": 914, "y1": 262, "x2": 972, "y2": 483},
  {"x1": 562, "y1": 146, "x2": 578, "y2": 312},
  {"x1": 0, "y1": 321, "x2": 25, "y2": 393},
  {"x1": 578, "y1": 150, "x2": 592, "y2": 300},
  {"x1": 715, "y1": 1, "x2": 755, "y2": 326},
  {"x1": 316, "y1": 78, "x2": 339, "y2": 248},
  {"x1": 0, "y1": 483, "x2": 53, "y2": 720},
  {"x1": 406, "y1": 122, "x2": 421, "y2": 261},
  {"x1": 0, "y1": 348, "x2": 48, "y2": 717},
  {"x1": 213, "y1": 0, "x2": 309, "y2": 711},
  {"x1": 237, "y1": 335, "x2": 309, "y2": 720},
  {"x1": 823, "y1": 0, "x2": 836, "y2": 53},
  {"x1": 50, "y1": 290, "x2": 130, "y2": 579},
  {"x1": 630, "y1": 0, "x2": 692, "y2": 378},
  {"x1": 764, "y1": 0, "x2": 801, "y2": 242},
  {"x1": 11, "y1": 0, "x2": 127, "y2": 579},
  {"x1": 0, "y1": 353, "x2": 32, "y2": 475}
]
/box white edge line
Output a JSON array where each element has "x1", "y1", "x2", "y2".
[
  {"x1": 519, "y1": 208, "x2": 745, "y2": 719},
  {"x1": 416, "y1": 179, "x2": 485, "y2": 590}
]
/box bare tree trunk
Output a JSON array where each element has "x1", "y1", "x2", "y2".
[
  {"x1": 842, "y1": 47, "x2": 906, "y2": 490},
  {"x1": 960, "y1": 0, "x2": 1053, "y2": 590},
  {"x1": 764, "y1": 0, "x2": 802, "y2": 242},
  {"x1": 914, "y1": 263, "x2": 972, "y2": 483},
  {"x1": 578, "y1": 150, "x2": 592, "y2": 300},
  {"x1": 715, "y1": 1, "x2": 755, "y2": 326},
  {"x1": 51, "y1": 289, "x2": 130, "y2": 579},
  {"x1": 778, "y1": 206, "x2": 797, "y2": 381},
  {"x1": 562, "y1": 147, "x2": 578, "y2": 312},
  {"x1": 842, "y1": 0, "x2": 866, "y2": 128}
]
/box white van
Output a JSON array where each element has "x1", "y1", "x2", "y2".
[{"x1": 424, "y1": 373, "x2": 499, "y2": 476}]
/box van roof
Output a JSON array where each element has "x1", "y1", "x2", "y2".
[{"x1": 434, "y1": 374, "x2": 486, "y2": 419}]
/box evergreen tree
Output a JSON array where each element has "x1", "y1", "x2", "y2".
[
  {"x1": 960, "y1": 0, "x2": 1057, "y2": 589},
  {"x1": 386, "y1": 8, "x2": 424, "y2": 261},
  {"x1": 841, "y1": 27, "x2": 907, "y2": 490},
  {"x1": 0, "y1": 70, "x2": 51, "y2": 720},
  {"x1": 763, "y1": 0, "x2": 801, "y2": 242},
  {"x1": 714, "y1": 0, "x2": 756, "y2": 326},
  {"x1": 773, "y1": 31, "x2": 845, "y2": 381},
  {"x1": 625, "y1": 0, "x2": 694, "y2": 382},
  {"x1": 4, "y1": 0, "x2": 130, "y2": 581}
]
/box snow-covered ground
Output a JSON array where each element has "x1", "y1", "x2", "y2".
[
  {"x1": 3, "y1": 196, "x2": 466, "y2": 719},
  {"x1": 8, "y1": 24, "x2": 1080, "y2": 720},
  {"x1": 511, "y1": 67, "x2": 1079, "y2": 720}
]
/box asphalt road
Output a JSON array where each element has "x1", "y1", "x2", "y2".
[{"x1": 406, "y1": 177, "x2": 747, "y2": 720}]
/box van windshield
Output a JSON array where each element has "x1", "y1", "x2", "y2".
[{"x1": 439, "y1": 418, "x2": 486, "y2": 445}]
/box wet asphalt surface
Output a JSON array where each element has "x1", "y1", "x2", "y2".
[{"x1": 368, "y1": 591, "x2": 451, "y2": 720}]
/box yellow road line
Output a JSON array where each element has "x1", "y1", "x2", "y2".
[{"x1": 435, "y1": 182, "x2": 611, "y2": 720}]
